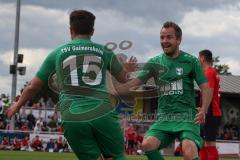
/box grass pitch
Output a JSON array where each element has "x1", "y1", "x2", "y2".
[{"x1": 0, "y1": 150, "x2": 237, "y2": 160}]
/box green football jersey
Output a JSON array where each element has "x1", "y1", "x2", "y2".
[
  {"x1": 36, "y1": 38, "x2": 122, "y2": 122},
  {"x1": 138, "y1": 51, "x2": 207, "y2": 122}
]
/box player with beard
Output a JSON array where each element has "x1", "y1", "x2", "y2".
[{"x1": 115, "y1": 21, "x2": 212, "y2": 160}]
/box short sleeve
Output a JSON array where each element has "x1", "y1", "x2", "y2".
[
  {"x1": 35, "y1": 51, "x2": 56, "y2": 85},
  {"x1": 137, "y1": 58, "x2": 155, "y2": 83},
  {"x1": 192, "y1": 58, "x2": 207, "y2": 85},
  {"x1": 205, "y1": 69, "x2": 216, "y2": 88}
]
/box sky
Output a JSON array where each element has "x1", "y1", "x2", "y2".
[{"x1": 0, "y1": 0, "x2": 240, "y2": 96}]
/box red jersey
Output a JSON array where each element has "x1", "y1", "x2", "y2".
[
  {"x1": 2, "y1": 139, "x2": 9, "y2": 145},
  {"x1": 20, "y1": 125, "x2": 29, "y2": 131},
  {"x1": 22, "y1": 138, "x2": 29, "y2": 146},
  {"x1": 126, "y1": 127, "x2": 135, "y2": 141},
  {"x1": 135, "y1": 135, "x2": 143, "y2": 144},
  {"x1": 205, "y1": 67, "x2": 221, "y2": 116},
  {"x1": 32, "y1": 139, "x2": 42, "y2": 146},
  {"x1": 13, "y1": 139, "x2": 21, "y2": 147}
]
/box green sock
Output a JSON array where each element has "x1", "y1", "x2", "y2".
[
  {"x1": 145, "y1": 150, "x2": 164, "y2": 160},
  {"x1": 193, "y1": 157, "x2": 199, "y2": 160}
]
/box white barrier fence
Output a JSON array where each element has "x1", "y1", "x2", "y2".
[
  {"x1": 216, "y1": 140, "x2": 240, "y2": 155},
  {"x1": 175, "y1": 140, "x2": 240, "y2": 157}
]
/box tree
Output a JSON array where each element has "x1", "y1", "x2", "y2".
[{"x1": 213, "y1": 56, "x2": 231, "y2": 75}]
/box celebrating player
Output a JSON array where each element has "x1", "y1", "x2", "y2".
[
  {"x1": 115, "y1": 21, "x2": 212, "y2": 160},
  {"x1": 7, "y1": 10, "x2": 137, "y2": 160},
  {"x1": 198, "y1": 49, "x2": 221, "y2": 160}
]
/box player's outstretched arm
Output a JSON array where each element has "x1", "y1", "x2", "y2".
[
  {"x1": 6, "y1": 77, "x2": 44, "y2": 118},
  {"x1": 123, "y1": 56, "x2": 138, "y2": 73},
  {"x1": 114, "y1": 56, "x2": 138, "y2": 83},
  {"x1": 114, "y1": 78, "x2": 143, "y2": 96},
  {"x1": 194, "y1": 82, "x2": 213, "y2": 124}
]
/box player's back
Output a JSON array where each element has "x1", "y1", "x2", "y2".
[
  {"x1": 55, "y1": 38, "x2": 117, "y2": 122},
  {"x1": 205, "y1": 67, "x2": 221, "y2": 116}
]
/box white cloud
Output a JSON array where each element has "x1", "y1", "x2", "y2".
[
  {"x1": 181, "y1": 6, "x2": 240, "y2": 37},
  {"x1": 221, "y1": 57, "x2": 240, "y2": 75},
  {"x1": 0, "y1": 48, "x2": 51, "y2": 95},
  {"x1": 0, "y1": 75, "x2": 13, "y2": 96},
  {"x1": 0, "y1": 48, "x2": 50, "y2": 72},
  {"x1": 94, "y1": 9, "x2": 162, "y2": 36},
  {"x1": 1, "y1": 1, "x2": 240, "y2": 96},
  {"x1": 180, "y1": 4, "x2": 240, "y2": 76}
]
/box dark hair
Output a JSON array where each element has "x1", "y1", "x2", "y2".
[
  {"x1": 70, "y1": 10, "x2": 95, "y2": 35},
  {"x1": 162, "y1": 21, "x2": 182, "y2": 38},
  {"x1": 199, "y1": 49, "x2": 213, "y2": 63}
]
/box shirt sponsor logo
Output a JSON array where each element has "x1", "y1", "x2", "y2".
[
  {"x1": 176, "y1": 67, "x2": 183, "y2": 76},
  {"x1": 159, "y1": 79, "x2": 183, "y2": 95}
]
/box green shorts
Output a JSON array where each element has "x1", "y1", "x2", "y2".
[
  {"x1": 144, "y1": 121, "x2": 203, "y2": 149},
  {"x1": 62, "y1": 112, "x2": 126, "y2": 160}
]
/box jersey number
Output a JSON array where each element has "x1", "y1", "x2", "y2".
[{"x1": 63, "y1": 55, "x2": 103, "y2": 86}]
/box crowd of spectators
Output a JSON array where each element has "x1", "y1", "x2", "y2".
[
  {"x1": 217, "y1": 124, "x2": 240, "y2": 140},
  {"x1": 0, "y1": 92, "x2": 240, "y2": 156},
  {"x1": 0, "y1": 135, "x2": 69, "y2": 152},
  {"x1": 0, "y1": 93, "x2": 63, "y2": 134},
  {"x1": 0, "y1": 109, "x2": 63, "y2": 134}
]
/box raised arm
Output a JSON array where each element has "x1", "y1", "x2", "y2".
[{"x1": 114, "y1": 56, "x2": 138, "y2": 83}]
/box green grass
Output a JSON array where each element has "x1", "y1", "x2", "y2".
[{"x1": 0, "y1": 150, "x2": 238, "y2": 160}]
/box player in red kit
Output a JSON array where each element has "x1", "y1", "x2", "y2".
[
  {"x1": 198, "y1": 49, "x2": 222, "y2": 160},
  {"x1": 125, "y1": 123, "x2": 136, "y2": 154},
  {"x1": 11, "y1": 137, "x2": 21, "y2": 150}
]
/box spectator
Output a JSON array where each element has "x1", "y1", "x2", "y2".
[
  {"x1": 39, "y1": 97, "x2": 46, "y2": 108},
  {"x1": 223, "y1": 130, "x2": 229, "y2": 140},
  {"x1": 58, "y1": 126, "x2": 64, "y2": 133},
  {"x1": 19, "y1": 108, "x2": 27, "y2": 124},
  {"x1": 0, "y1": 98, "x2": 3, "y2": 114},
  {"x1": 41, "y1": 121, "x2": 48, "y2": 132},
  {"x1": 20, "y1": 122, "x2": 30, "y2": 131},
  {"x1": 45, "y1": 138, "x2": 55, "y2": 152},
  {"x1": 174, "y1": 143, "x2": 183, "y2": 156},
  {"x1": 11, "y1": 137, "x2": 21, "y2": 150},
  {"x1": 52, "y1": 110, "x2": 59, "y2": 122},
  {"x1": 21, "y1": 136, "x2": 30, "y2": 151},
  {"x1": 62, "y1": 139, "x2": 69, "y2": 152},
  {"x1": 14, "y1": 114, "x2": 22, "y2": 130},
  {"x1": 46, "y1": 97, "x2": 54, "y2": 108},
  {"x1": 30, "y1": 135, "x2": 43, "y2": 151},
  {"x1": 2, "y1": 95, "x2": 10, "y2": 109},
  {"x1": 232, "y1": 130, "x2": 239, "y2": 140},
  {"x1": 0, "y1": 115, "x2": 6, "y2": 129},
  {"x1": 35, "y1": 117, "x2": 44, "y2": 127},
  {"x1": 47, "y1": 116, "x2": 58, "y2": 132},
  {"x1": 55, "y1": 136, "x2": 64, "y2": 152},
  {"x1": 26, "y1": 110, "x2": 36, "y2": 130},
  {"x1": 34, "y1": 117, "x2": 44, "y2": 132},
  {"x1": 33, "y1": 123, "x2": 42, "y2": 134},
  {"x1": 0, "y1": 136, "x2": 10, "y2": 150},
  {"x1": 0, "y1": 121, "x2": 5, "y2": 129},
  {"x1": 230, "y1": 126, "x2": 239, "y2": 140}
]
